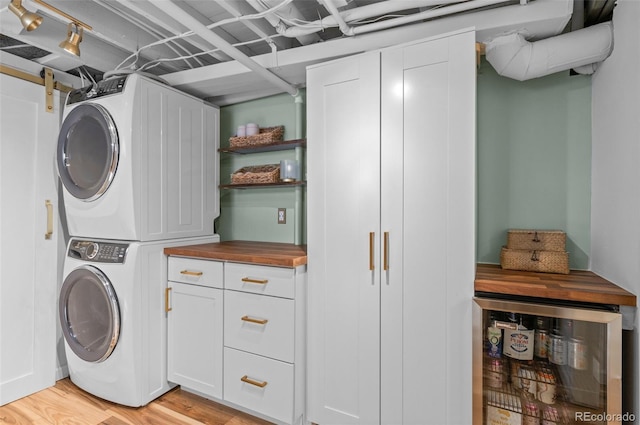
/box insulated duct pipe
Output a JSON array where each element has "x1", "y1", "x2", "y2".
[
  {"x1": 484, "y1": 21, "x2": 614, "y2": 81},
  {"x1": 151, "y1": 1, "x2": 298, "y2": 96}
]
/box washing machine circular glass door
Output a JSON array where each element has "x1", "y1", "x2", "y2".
[
  {"x1": 59, "y1": 265, "x2": 120, "y2": 363},
  {"x1": 57, "y1": 103, "x2": 119, "y2": 201}
]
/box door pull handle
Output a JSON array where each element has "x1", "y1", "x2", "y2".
[
  {"x1": 45, "y1": 200, "x2": 53, "y2": 240},
  {"x1": 165, "y1": 287, "x2": 172, "y2": 312},
  {"x1": 369, "y1": 232, "x2": 375, "y2": 271}
]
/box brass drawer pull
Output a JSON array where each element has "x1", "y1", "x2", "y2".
[
  {"x1": 165, "y1": 287, "x2": 172, "y2": 312},
  {"x1": 241, "y1": 277, "x2": 268, "y2": 284},
  {"x1": 241, "y1": 375, "x2": 268, "y2": 388},
  {"x1": 180, "y1": 270, "x2": 203, "y2": 276},
  {"x1": 241, "y1": 315, "x2": 269, "y2": 325},
  {"x1": 383, "y1": 231, "x2": 389, "y2": 271}
]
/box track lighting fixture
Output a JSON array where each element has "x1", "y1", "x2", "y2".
[
  {"x1": 8, "y1": 0, "x2": 43, "y2": 31},
  {"x1": 59, "y1": 22, "x2": 83, "y2": 57}
]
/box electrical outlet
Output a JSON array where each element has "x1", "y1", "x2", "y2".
[{"x1": 278, "y1": 208, "x2": 286, "y2": 224}]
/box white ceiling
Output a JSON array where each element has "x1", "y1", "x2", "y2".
[{"x1": 0, "y1": 0, "x2": 611, "y2": 105}]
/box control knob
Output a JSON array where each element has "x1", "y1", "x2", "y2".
[{"x1": 85, "y1": 242, "x2": 100, "y2": 259}]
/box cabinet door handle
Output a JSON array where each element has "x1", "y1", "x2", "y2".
[
  {"x1": 44, "y1": 200, "x2": 53, "y2": 240},
  {"x1": 369, "y1": 232, "x2": 375, "y2": 271},
  {"x1": 241, "y1": 277, "x2": 269, "y2": 284},
  {"x1": 165, "y1": 287, "x2": 172, "y2": 312},
  {"x1": 241, "y1": 315, "x2": 269, "y2": 325},
  {"x1": 383, "y1": 231, "x2": 389, "y2": 271},
  {"x1": 180, "y1": 270, "x2": 203, "y2": 276},
  {"x1": 241, "y1": 375, "x2": 268, "y2": 388}
]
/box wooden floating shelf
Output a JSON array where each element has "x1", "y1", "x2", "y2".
[
  {"x1": 220, "y1": 181, "x2": 306, "y2": 190},
  {"x1": 219, "y1": 139, "x2": 306, "y2": 154}
]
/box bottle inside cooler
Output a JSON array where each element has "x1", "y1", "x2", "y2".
[{"x1": 482, "y1": 310, "x2": 608, "y2": 425}]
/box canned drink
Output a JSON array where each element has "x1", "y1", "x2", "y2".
[
  {"x1": 487, "y1": 358, "x2": 503, "y2": 388},
  {"x1": 536, "y1": 370, "x2": 556, "y2": 404},
  {"x1": 487, "y1": 326, "x2": 502, "y2": 358},
  {"x1": 523, "y1": 400, "x2": 540, "y2": 425},
  {"x1": 549, "y1": 332, "x2": 567, "y2": 365},
  {"x1": 542, "y1": 406, "x2": 560, "y2": 425},
  {"x1": 535, "y1": 329, "x2": 549, "y2": 359},
  {"x1": 518, "y1": 365, "x2": 537, "y2": 397},
  {"x1": 568, "y1": 337, "x2": 588, "y2": 370}
]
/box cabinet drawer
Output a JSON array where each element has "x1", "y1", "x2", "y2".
[
  {"x1": 168, "y1": 257, "x2": 223, "y2": 288},
  {"x1": 225, "y1": 263, "x2": 295, "y2": 299},
  {"x1": 224, "y1": 347, "x2": 294, "y2": 424},
  {"x1": 224, "y1": 290, "x2": 294, "y2": 363}
]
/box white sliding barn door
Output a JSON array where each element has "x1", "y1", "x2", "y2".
[{"x1": 0, "y1": 73, "x2": 60, "y2": 404}]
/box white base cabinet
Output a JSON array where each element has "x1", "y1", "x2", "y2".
[
  {"x1": 307, "y1": 30, "x2": 476, "y2": 425},
  {"x1": 167, "y1": 257, "x2": 224, "y2": 398},
  {"x1": 167, "y1": 256, "x2": 306, "y2": 425}
]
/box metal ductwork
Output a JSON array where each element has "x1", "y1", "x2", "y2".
[{"x1": 484, "y1": 21, "x2": 614, "y2": 81}]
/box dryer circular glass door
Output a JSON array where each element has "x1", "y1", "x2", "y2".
[
  {"x1": 57, "y1": 103, "x2": 119, "y2": 201},
  {"x1": 59, "y1": 265, "x2": 120, "y2": 362}
]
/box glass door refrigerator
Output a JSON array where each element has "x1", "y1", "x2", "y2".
[{"x1": 473, "y1": 265, "x2": 636, "y2": 425}]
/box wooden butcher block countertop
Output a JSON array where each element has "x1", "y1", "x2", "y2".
[
  {"x1": 164, "y1": 240, "x2": 307, "y2": 268},
  {"x1": 475, "y1": 264, "x2": 636, "y2": 307}
]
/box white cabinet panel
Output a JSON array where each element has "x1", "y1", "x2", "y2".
[
  {"x1": 224, "y1": 290, "x2": 295, "y2": 363},
  {"x1": 168, "y1": 257, "x2": 223, "y2": 288},
  {"x1": 308, "y1": 30, "x2": 476, "y2": 425},
  {"x1": 307, "y1": 50, "x2": 382, "y2": 425},
  {"x1": 223, "y1": 347, "x2": 294, "y2": 424},
  {"x1": 225, "y1": 263, "x2": 295, "y2": 299},
  {"x1": 0, "y1": 74, "x2": 59, "y2": 405},
  {"x1": 167, "y1": 282, "x2": 223, "y2": 398}
]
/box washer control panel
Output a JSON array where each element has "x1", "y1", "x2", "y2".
[
  {"x1": 66, "y1": 75, "x2": 128, "y2": 105},
  {"x1": 68, "y1": 239, "x2": 129, "y2": 263}
]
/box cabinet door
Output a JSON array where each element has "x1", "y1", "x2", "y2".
[
  {"x1": 0, "y1": 74, "x2": 59, "y2": 405},
  {"x1": 307, "y1": 52, "x2": 381, "y2": 425},
  {"x1": 380, "y1": 30, "x2": 476, "y2": 425},
  {"x1": 167, "y1": 282, "x2": 223, "y2": 398}
]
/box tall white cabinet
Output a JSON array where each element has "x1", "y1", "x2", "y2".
[
  {"x1": 307, "y1": 30, "x2": 476, "y2": 425},
  {"x1": 0, "y1": 73, "x2": 60, "y2": 405}
]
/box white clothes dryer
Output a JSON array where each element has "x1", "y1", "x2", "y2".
[
  {"x1": 59, "y1": 235, "x2": 218, "y2": 406},
  {"x1": 57, "y1": 73, "x2": 219, "y2": 241}
]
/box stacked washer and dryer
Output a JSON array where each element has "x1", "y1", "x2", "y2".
[{"x1": 57, "y1": 73, "x2": 219, "y2": 407}]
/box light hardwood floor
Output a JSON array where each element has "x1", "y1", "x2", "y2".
[{"x1": 0, "y1": 378, "x2": 273, "y2": 424}]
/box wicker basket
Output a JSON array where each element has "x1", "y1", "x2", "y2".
[
  {"x1": 231, "y1": 164, "x2": 280, "y2": 184},
  {"x1": 507, "y1": 229, "x2": 566, "y2": 252},
  {"x1": 500, "y1": 247, "x2": 569, "y2": 274},
  {"x1": 229, "y1": 126, "x2": 284, "y2": 148}
]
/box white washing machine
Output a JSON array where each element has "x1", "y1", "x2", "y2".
[
  {"x1": 56, "y1": 72, "x2": 219, "y2": 241},
  {"x1": 59, "y1": 235, "x2": 218, "y2": 406}
]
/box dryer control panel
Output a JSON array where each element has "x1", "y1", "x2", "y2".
[
  {"x1": 66, "y1": 76, "x2": 128, "y2": 105},
  {"x1": 68, "y1": 239, "x2": 129, "y2": 263}
]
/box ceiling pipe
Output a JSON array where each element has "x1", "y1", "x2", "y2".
[
  {"x1": 318, "y1": 0, "x2": 351, "y2": 36},
  {"x1": 349, "y1": 0, "x2": 513, "y2": 36},
  {"x1": 150, "y1": 0, "x2": 298, "y2": 96},
  {"x1": 484, "y1": 21, "x2": 614, "y2": 81},
  {"x1": 281, "y1": 0, "x2": 511, "y2": 38},
  {"x1": 246, "y1": 0, "x2": 322, "y2": 46}
]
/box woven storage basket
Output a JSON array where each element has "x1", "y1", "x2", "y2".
[
  {"x1": 231, "y1": 164, "x2": 280, "y2": 184},
  {"x1": 229, "y1": 126, "x2": 284, "y2": 148},
  {"x1": 500, "y1": 247, "x2": 569, "y2": 274},
  {"x1": 507, "y1": 229, "x2": 566, "y2": 252}
]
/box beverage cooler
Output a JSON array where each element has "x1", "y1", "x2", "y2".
[{"x1": 473, "y1": 265, "x2": 636, "y2": 425}]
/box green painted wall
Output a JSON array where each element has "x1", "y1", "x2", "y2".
[
  {"x1": 217, "y1": 63, "x2": 592, "y2": 269},
  {"x1": 216, "y1": 90, "x2": 306, "y2": 243},
  {"x1": 476, "y1": 59, "x2": 592, "y2": 269}
]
